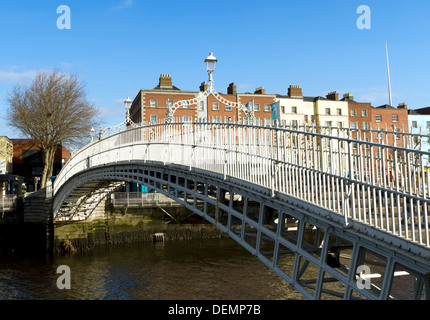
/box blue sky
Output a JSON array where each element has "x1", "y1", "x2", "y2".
[{"x1": 0, "y1": 0, "x2": 429, "y2": 139}]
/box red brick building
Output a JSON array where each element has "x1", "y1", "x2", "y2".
[
  {"x1": 371, "y1": 103, "x2": 409, "y2": 135},
  {"x1": 131, "y1": 75, "x2": 198, "y2": 124},
  {"x1": 130, "y1": 75, "x2": 278, "y2": 126},
  {"x1": 11, "y1": 139, "x2": 71, "y2": 191},
  {"x1": 342, "y1": 93, "x2": 373, "y2": 132},
  {"x1": 238, "y1": 87, "x2": 277, "y2": 125},
  {"x1": 130, "y1": 75, "x2": 410, "y2": 143}
]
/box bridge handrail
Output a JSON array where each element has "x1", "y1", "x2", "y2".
[{"x1": 54, "y1": 121, "x2": 430, "y2": 247}]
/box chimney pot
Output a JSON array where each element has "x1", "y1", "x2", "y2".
[
  {"x1": 227, "y1": 82, "x2": 237, "y2": 95},
  {"x1": 326, "y1": 91, "x2": 339, "y2": 101},
  {"x1": 254, "y1": 86, "x2": 265, "y2": 94},
  {"x1": 159, "y1": 74, "x2": 173, "y2": 88},
  {"x1": 343, "y1": 93, "x2": 354, "y2": 101},
  {"x1": 200, "y1": 81, "x2": 208, "y2": 92},
  {"x1": 397, "y1": 102, "x2": 407, "y2": 109},
  {"x1": 288, "y1": 85, "x2": 303, "y2": 98}
]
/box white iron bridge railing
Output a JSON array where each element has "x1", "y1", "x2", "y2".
[{"x1": 54, "y1": 121, "x2": 430, "y2": 247}]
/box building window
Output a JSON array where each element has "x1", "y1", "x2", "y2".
[
  {"x1": 264, "y1": 118, "x2": 271, "y2": 126},
  {"x1": 394, "y1": 128, "x2": 400, "y2": 138},
  {"x1": 254, "y1": 103, "x2": 260, "y2": 112},
  {"x1": 281, "y1": 106, "x2": 285, "y2": 114},
  {"x1": 199, "y1": 101, "x2": 204, "y2": 111},
  {"x1": 212, "y1": 116, "x2": 220, "y2": 123},
  {"x1": 150, "y1": 115, "x2": 157, "y2": 124},
  {"x1": 411, "y1": 121, "x2": 417, "y2": 128},
  {"x1": 167, "y1": 99, "x2": 173, "y2": 108},
  {"x1": 291, "y1": 120, "x2": 299, "y2": 127},
  {"x1": 304, "y1": 115, "x2": 308, "y2": 123},
  {"x1": 325, "y1": 121, "x2": 332, "y2": 127},
  {"x1": 225, "y1": 117, "x2": 232, "y2": 123},
  {"x1": 361, "y1": 109, "x2": 368, "y2": 117},
  {"x1": 337, "y1": 122, "x2": 343, "y2": 128},
  {"x1": 225, "y1": 104, "x2": 232, "y2": 111},
  {"x1": 264, "y1": 104, "x2": 271, "y2": 112},
  {"x1": 183, "y1": 101, "x2": 190, "y2": 108},
  {"x1": 375, "y1": 115, "x2": 382, "y2": 122},
  {"x1": 292, "y1": 106, "x2": 297, "y2": 114},
  {"x1": 182, "y1": 115, "x2": 191, "y2": 123},
  {"x1": 362, "y1": 122, "x2": 368, "y2": 130},
  {"x1": 351, "y1": 122, "x2": 358, "y2": 129},
  {"x1": 325, "y1": 108, "x2": 331, "y2": 115},
  {"x1": 365, "y1": 138, "x2": 370, "y2": 149},
  {"x1": 150, "y1": 99, "x2": 157, "y2": 108},
  {"x1": 336, "y1": 108, "x2": 342, "y2": 115},
  {"x1": 212, "y1": 102, "x2": 219, "y2": 111},
  {"x1": 392, "y1": 115, "x2": 398, "y2": 122},
  {"x1": 351, "y1": 109, "x2": 357, "y2": 117}
]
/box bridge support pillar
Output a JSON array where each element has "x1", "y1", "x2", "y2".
[
  {"x1": 22, "y1": 188, "x2": 54, "y2": 252},
  {"x1": 425, "y1": 273, "x2": 430, "y2": 299}
]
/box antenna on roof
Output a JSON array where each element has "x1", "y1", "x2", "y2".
[{"x1": 386, "y1": 42, "x2": 392, "y2": 106}]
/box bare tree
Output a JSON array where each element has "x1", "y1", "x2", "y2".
[{"x1": 6, "y1": 70, "x2": 100, "y2": 188}]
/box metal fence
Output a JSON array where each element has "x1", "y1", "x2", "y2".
[
  {"x1": 54, "y1": 121, "x2": 430, "y2": 247},
  {"x1": 110, "y1": 192, "x2": 176, "y2": 207}
]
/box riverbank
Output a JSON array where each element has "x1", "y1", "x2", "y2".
[
  {"x1": 53, "y1": 216, "x2": 228, "y2": 254},
  {"x1": 0, "y1": 194, "x2": 229, "y2": 254}
]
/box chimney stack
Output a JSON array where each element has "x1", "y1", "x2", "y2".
[
  {"x1": 159, "y1": 74, "x2": 172, "y2": 88},
  {"x1": 227, "y1": 83, "x2": 237, "y2": 95},
  {"x1": 254, "y1": 86, "x2": 265, "y2": 94},
  {"x1": 397, "y1": 102, "x2": 407, "y2": 109},
  {"x1": 288, "y1": 85, "x2": 303, "y2": 98},
  {"x1": 342, "y1": 93, "x2": 354, "y2": 101},
  {"x1": 326, "y1": 91, "x2": 339, "y2": 101},
  {"x1": 200, "y1": 81, "x2": 208, "y2": 92}
]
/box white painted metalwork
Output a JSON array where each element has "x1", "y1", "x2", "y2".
[
  {"x1": 111, "y1": 192, "x2": 176, "y2": 207},
  {"x1": 50, "y1": 123, "x2": 430, "y2": 300},
  {"x1": 165, "y1": 52, "x2": 255, "y2": 124},
  {"x1": 54, "y1": 121, "x2": 430, "y2": 250}
]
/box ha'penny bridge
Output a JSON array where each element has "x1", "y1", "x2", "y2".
[
  {"x1": 50, "y1": 119, "x2": 430, "y2": 300},
  {"x1": 45, "y1": 52, "x2": 430, "y2": 300}
]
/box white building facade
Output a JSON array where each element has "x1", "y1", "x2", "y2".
[{"x1": 408, "y1": 107, "x2": 430, "y2": 165}]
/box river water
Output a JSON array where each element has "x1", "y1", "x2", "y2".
[{"x1": 0, "y1": 238, "x2": 304, "y2": 300}]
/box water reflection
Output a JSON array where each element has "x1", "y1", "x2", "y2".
[{"x1": 0, "y1": 238, "x2": 303, "y2": 300}]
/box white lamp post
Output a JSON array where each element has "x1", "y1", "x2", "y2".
[
  {"x1": 98, "y1": 97, "x2": 137, "y2": 138},
  {"x1": 165, "y1": 52, "x2": 249, "y2": 124},
  {"x1": 90, "y1": 127, "x2": 95, "y2": 142},
  {"x1": 204, "y1": 52, "x2": 218, "y2": 92},
  {"x1": 124, "y1": 97, "x2": 132, "y2": 123}
]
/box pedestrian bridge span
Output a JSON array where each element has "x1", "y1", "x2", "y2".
[{"x1": 52, "y1": 121, "x2": 430, "y2": 300}]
